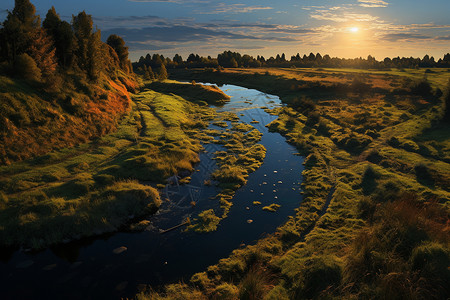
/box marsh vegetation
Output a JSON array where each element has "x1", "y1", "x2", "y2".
[{"x1": 141, "y1": 67, "x2": 450, "y2": 299}]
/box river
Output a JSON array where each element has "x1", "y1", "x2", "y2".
[{"x1": 0, "y1": 84, "x2": 304, "y2": 299}]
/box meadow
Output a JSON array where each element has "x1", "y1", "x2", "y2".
[
  {"x1": 140, "y1": 67, "x2": 450, "y2": 299},
  {"x1": 0, "y1": 79, "x2": 232, "y2": 249}
]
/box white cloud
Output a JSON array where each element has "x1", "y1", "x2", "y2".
[
  {"x1": 311, "y1": 11, "x2": 380, "y2": 23},
  {"x1": 196, "y1": 4, "x2": 273, "y2": 14},
  {"x1": 358, "y1": 0, "x2": 388, "y2": 8}
]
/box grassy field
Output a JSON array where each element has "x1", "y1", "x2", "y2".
[
  {"x1": 141, "y1": 67, "x2": 450, "y2": 299},
  {"x1": 0, "y1": 80, "x2": 233, "y2": 249}
]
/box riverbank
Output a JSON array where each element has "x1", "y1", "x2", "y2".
[
  {"x1": 141, "y1": 68, "x2": 450, "y2": 299},
  {"x1": 1, "y1": 83, "x2": 306, "y2": 299},
  {"x1": 0, "y1": 80, "x2": 229, "y2": 249}
]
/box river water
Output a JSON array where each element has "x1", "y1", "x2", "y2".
[{"x1": 0, "y1": 84, "x2": 304, "y2": 299}]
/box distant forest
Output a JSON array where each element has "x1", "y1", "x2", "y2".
[{"x1": 134, "y1": 51, "x2": 450, "y2": 77}]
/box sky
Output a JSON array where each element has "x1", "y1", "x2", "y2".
[{"x1": 2, "y1": 0, "x2": 450, "y2": 62}]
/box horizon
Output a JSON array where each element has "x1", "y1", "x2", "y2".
[{"x1": 2, "y1": 0, "x2": 450, "y2": 62}]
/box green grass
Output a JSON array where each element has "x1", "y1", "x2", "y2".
[
  {"x1": 0, "y1": 79, "x2": 224, "y2": 248},
  {"x1": 141, "y1": 67, "x2": 450, "y2": 299}
]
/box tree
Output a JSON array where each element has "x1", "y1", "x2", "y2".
[
  {"x1": 1, "y1": 0, "x2": 40, "y2": 62},
  {"x1": 107, "y1": 34, "x2": 130, "y2": 72},
  {"x1": 29, "y1": 28, "x2": 57, "y2": 79},
  {"x1": 86, "y1": 30, "x2": 102, "y2": 81},
  {"x1": 43, "y1": 6, "x2": 74, "y2": 68},
  {"x1": 144, "y1": 65, "x2": 154, "y2": 80},
  {"x1": 72, "y1": 11, "x2": 93, "y2": 71},
  {"x1": 42, "y1": 6, "x2": 59, "y2": 33},
  {"x1": 15, "y1": 53, "x2": 41, "y2": 82},
  {"x1": 56, "y1": 21, "x2": 75, "y2": 68},
  {"x1": 72, "y1": 11, "x2": 102, "y2": 80},
  {"x1": 158, "y1": 63, "x2": 168, "y2": 80},
  {"x1": 173, "y1": 53, "x2": 183, "y2": 64}
]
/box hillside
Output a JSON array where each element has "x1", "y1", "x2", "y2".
[
  {"x1": 0, "y1": 1, "x2": 138, "y2": 165},
  {"x1": 0, "y1": 72, "x2": 137, "y2": 164}
]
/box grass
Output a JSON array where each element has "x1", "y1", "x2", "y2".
[
  {"x1": 0, "y1": 79, "x2": 227, "y2": 249},
  {"x1": 262, "y1": 203, "x2": 281, "y2": 212},
  {"x1": 143, "y1": 80, "x2": 230, "y2": 106},
  {"x1": 0, "y1": 71, "x2": 136, "y2": 165},
  {"x1": 138, "y1": 67, "x2": 450, "y2": 299}
]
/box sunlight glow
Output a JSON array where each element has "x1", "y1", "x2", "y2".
[{"x1": 349, "y1": 27, "x2": 359, "y2": 33}]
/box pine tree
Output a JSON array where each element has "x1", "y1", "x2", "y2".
[
  {"x1": 29, "y1": 28, "x2": 57, "y2": 79},
  {"x1": 144, "y1": 65, "x2": 154, "y2": 80},
  {"x1": 1, "y1": 0, "x2": 40, "y2": 62},
  {"x1": 106, "y1": 34, "x2": 130, "y2": 72},
  {"x1": 72, "y1": 11, "x2": 102, "y2": 80},
  {"x1": 43, "y1": 6, "x2": 74, "y2": 68},
  {"x1": 173, "y1": 54, "x2": 183, "y2": 65},
  {"x1": 147, "y1": 65, "x2": 155, "y2": 79},
  {"x1": 158, "y1": 63, "x2": 168, "y2": 80},
  {"x1": 86, "y1": 30, "x2": 102, "y2": 81},
  {"x1": 72, "y1": 11, "x2": 93, "y2": 72}
]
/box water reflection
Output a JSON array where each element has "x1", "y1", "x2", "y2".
[{"x1": 0, "y1": 84, "x2": 304, "y2": 300}]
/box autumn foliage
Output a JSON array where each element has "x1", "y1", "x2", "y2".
[{"x1": 0, "y1": 0, "x2": 137, "y2": 164}]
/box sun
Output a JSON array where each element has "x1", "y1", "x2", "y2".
[{"x1": 349, "y1": 27, "x2": 359, "y2": 33}]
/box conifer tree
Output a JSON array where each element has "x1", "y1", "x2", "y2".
[
  {"x1": 43, "y1": 6, "x2": 74, "y2": 68},
  {"x1": 72, "y1": 11, "x2": 93, "y2": 72},
  {"x1": 1, "y1": 0, "x2": 40, "y2": 62},
  {"x1": 72, "y1": 11, "x2": 102, "y2": 81},
  {"x1": 158, "y1": 63, "x2": 168, "y2": 80},
  {"x1": 29, "y1": 28, "x2": 57, "y2": 79},
  {"x1": 107, "y1": 34, "x2": 130, "y2": 72}
]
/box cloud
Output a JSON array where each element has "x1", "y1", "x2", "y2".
[
  {"x1": 358, "y1": 0, "x2": 388, "y2": 8},
  {"x1": 311, "y1": 11, "x2": 379, "y2": 23},
  {"x1": 302, "y1": 6, "x2": 325, "y2": 11},
  {"x1": 435, "y1": 35, "x2": 450, "y2": 41},
  {"x1": 128, "y1": 0, "x2": 209, "y2": 3},
  {"x1": 381, "y1": 33, "x2": 431, "y2": 42},
  {"x1": 196, "y1": 4, "x2": 273, "y2": 14},
  {"x1": 94, "y1": 15, "x2": 171, "y2": 30},
  {"x1": 103, "y1": 25, "x2": 260, "y2": 44}
]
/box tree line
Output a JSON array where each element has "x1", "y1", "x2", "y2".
[
  {"x1": 134, "y1": 50, "x2": 450, "y2": 72},
  {"x1": 0, "y1": 0, "x2": 131, "y2": 87}
]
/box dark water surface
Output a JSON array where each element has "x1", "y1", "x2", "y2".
[{"x1": 0, "y1": 84, "x2": 304, "y2": 300}]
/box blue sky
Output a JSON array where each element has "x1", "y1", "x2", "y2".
[{"x1": 2, "y1": 0, "x2": 450, "y2": 61}]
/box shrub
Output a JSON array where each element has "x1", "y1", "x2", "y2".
[
  {"x1": 238, "y1": 265, "x2": 273, "y2": 300},
  {"x1": 305, "y1": 111, "x2": 320, "y2": 126},
  {"x1": 357, "y1": 197, "x2": 376, "y2": 220},
  {"x1": 350, "y1": 76, "x2": 371, "y2": 93},
  {"x1": 15, "y1": 54, "x2": 42, "y2": 82},
  {"x1": 414, "y1": 163, "x2": 435, "y2": 186},
  {"x1": 213, "y1": 283, "x2": 239, "y2": 300},
  {"x1": 189, "y1": 209, "x2": 221, "y2": 233},
  {"x1": 361, "y1": 165, "x2": 379, "y2": 195},
  {"x1": 408, "y1": 77, "x2": 432, "y2": 97},
  {"x1": 290, "y1": 96, "x2": 316, "y2": 113},
  {"x1": 411, "y1": 242, "x2": 450, "y2": 276},
  {"x1": 294, "y1": 255, "x2": 342, "y2": 299},
  {"x1": 366, "y1": 149, "x2": 382, "y2": 164}
]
